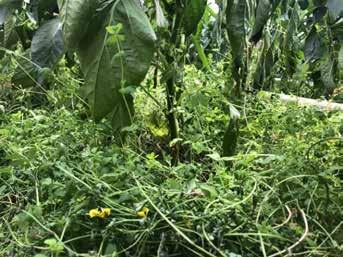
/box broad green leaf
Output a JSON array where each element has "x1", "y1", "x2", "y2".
[
  {"x1": 250, "y1": 0, "x2": 270, "y2": 43},
  {"x1": 226, "y1": 0, "x2": 246, "y2": 64},
  {"x1": 154, "y1": 0, "x2": 168, "y2": 28},
  {"x1": 12, "y1": 50, "x2": 39, "y2": 88},
  {"x1": 183, "y1": 0, "x2": 207, "y2": 35},
  {"x1": 320, "y1": 55, "x2": 336, "y2": 96},
  {"x1": 77, "y1": 0, "x2": 156, "y2": 135},
  {"x1": 31, "y1": 17, "x2": 64, "y2": 68},
  {"x1": 192, "y1": 6, "x2": 214, "y2": 70},
  {"x1": 304, "y1": 27, "x2": 325, "y2": 62},
  {"x1": 58, "y1": 0, "x2": 96, "y2": 49},
  {"x1": 250, "y1": 0, "x2": 281, "y2": 43}
]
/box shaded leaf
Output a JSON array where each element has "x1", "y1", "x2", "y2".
[
  {"x1": 3, "y1": 11, "x2": 18, "y2": 48},
  {"x1": 328, "y1": 0, "x2": 343, "y2": 23},
  {"x1": 250, "y1": 0, "x2": 281, "y2": 43},
  {"x1": 183, "y1": 0, "x2": 207, "y2": 35},
  {"x1": 154, "y1": 0, "x2": 168, "y2": 28},
  {"x1": 58, "y1": 0, "x2": 96, "y2": 49},
  {"x1": 304, "y1": 27, "x2": 325, "y2": 62},
  {"x1": 298, "y1": 0, "x2": 309, "y2": 10},
  {"x1": 12, "y1": 51, "x2": 39, "y2": 88},
  {"x1": 320, "y1": 55, "x2": 336, "y2": 96},
  {"x1": 77, "y1": 0, "x2": 156, "y2": 135},
  {"x1": 222, "y1": 117, "x2": 239, "y2": 158},
  {"x1": 226, "y1": 0, "x2": 246, "y2": 88},
  {"x1": 31, "y1": 17, "x2": 64, "y2": 68}
]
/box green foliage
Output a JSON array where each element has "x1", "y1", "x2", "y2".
[
  {"x1": 0, "y1": 2, "x2": 343, "y2": 256},
  {"x1": 0, "y1": 65, "x2": 342, "y2": 256},
  {"x1": 63, "y1": 0, "x2": 156, "y2": 137},
  {"x1": 183, "y1": 0, "x2": 207, "y2": 36},
  {"x1": 31, "y1": 17, "x2": 64, "y2": 68}
]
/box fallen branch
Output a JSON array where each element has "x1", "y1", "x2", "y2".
[{"x1": 260, "y1": 92, "x2": 343, "y2": 112}]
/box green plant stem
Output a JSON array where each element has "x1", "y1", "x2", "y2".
[{"x1": 166, "y1": 75, "x2": 180, "y2": 164}]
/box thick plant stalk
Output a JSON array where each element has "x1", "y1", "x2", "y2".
[
  {"x1": 166, "y1": 76, "x2": 180, "y2": 165},
  {"x1": 260, "y1": 91, "x2": 343, "y2": 112}
]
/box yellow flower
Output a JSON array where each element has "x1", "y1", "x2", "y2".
[
  {"x1": 137, "y1": 207, "x2": 149, "y2": 218},
  {"x1": 88, "y1": 208, "x2": 111, "y2": 219}
]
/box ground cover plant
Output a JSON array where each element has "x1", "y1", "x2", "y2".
[{"x1": 0, "y1": 0, "x2": 343, "y2": 256}]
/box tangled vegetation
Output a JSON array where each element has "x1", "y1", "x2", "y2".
[{"x1": 0, "y1": 0, "x2": 342, "y2": 257}]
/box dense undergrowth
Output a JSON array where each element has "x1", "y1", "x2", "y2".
[{"x1": 0, "y1": 64, "x2": 343, "y2": 257}]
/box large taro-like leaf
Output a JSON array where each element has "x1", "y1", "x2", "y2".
[
  {"x1": 183, "y1": 0, "x2": 207, "y2": 35},
  {"x1": 58, "y1": 0, "x2": 96, "y2": 49},
  {"x1": 31, "y1": 17, "x2": 64, "y2": 68},
  {"x1": 77, "y1": 0, "x2": 156, "y2": 134}
]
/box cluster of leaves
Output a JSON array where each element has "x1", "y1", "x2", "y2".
[{"x1": 195, "y1": 0, "x2": 341, "y2": 98}]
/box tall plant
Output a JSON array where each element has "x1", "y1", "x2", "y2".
[{"x1": 58, "y1": 0, "x2": 157, "y2": 141}]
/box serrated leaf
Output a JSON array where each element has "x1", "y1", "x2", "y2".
[{"x1": 31, "y1": 17, "x2": 64, "y2": 68}]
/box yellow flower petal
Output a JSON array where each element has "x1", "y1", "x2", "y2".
[
  {"x1": 88, "y1": 208, "x2": 111, "y2": 219},
  {"x1": 137, "y1": 211, "x2": 146, "y2": 218},
  {"x1": 103, "y1": 208, "x2": 111, "y2": 216},
  {"x1": 89, "y1": 209, "x2": 101, "y2": 218},
  {"x1": 137, "y1": 207, "x2": 149, "y2": 218}
]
